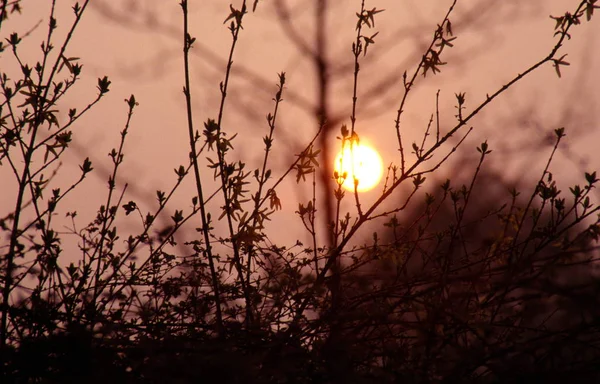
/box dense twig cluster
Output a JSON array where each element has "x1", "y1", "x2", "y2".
[{"x1": 1, "y1": 0, "x2": 599, "y2": 382}]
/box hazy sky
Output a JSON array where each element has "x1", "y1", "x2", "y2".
[{"x1": 2, "y1": 0, "x2": 599, "y2": 250}]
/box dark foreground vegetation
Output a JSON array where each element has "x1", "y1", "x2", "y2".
[{"x1": 1, "y1": 0, "x2": 600, "y2": 382}]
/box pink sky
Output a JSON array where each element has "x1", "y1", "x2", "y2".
[{"x1": 2, "y1": 0, "x2": 599, "y2": 251}]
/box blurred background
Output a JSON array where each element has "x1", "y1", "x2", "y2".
[{"x1": 2, "y1": 0, "x2": 599, "y2": 252}]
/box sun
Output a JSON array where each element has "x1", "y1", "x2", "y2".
[{"x1": 334, "y1": 140, "x2": 383, "y2": 192}]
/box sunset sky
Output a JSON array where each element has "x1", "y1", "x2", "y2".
[{"x1": 2, "y1": 0, "x2": 599, "y2": 250}]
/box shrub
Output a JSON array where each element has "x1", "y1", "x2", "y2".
[{"x1": 1, "y1": 0, "x2": 599, "y2": 382}]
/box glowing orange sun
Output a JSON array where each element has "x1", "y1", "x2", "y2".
[{"x1": 334, "y1": 141, "x2": 383, "y2": 192}]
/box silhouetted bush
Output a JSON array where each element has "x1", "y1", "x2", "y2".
[{"x1": 1, "y1": 1, "x2": 599, "y2": 382}]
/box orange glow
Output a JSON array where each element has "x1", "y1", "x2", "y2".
[{"x1": 334, "y1": 141, "x2": 383, "y2": 192}]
